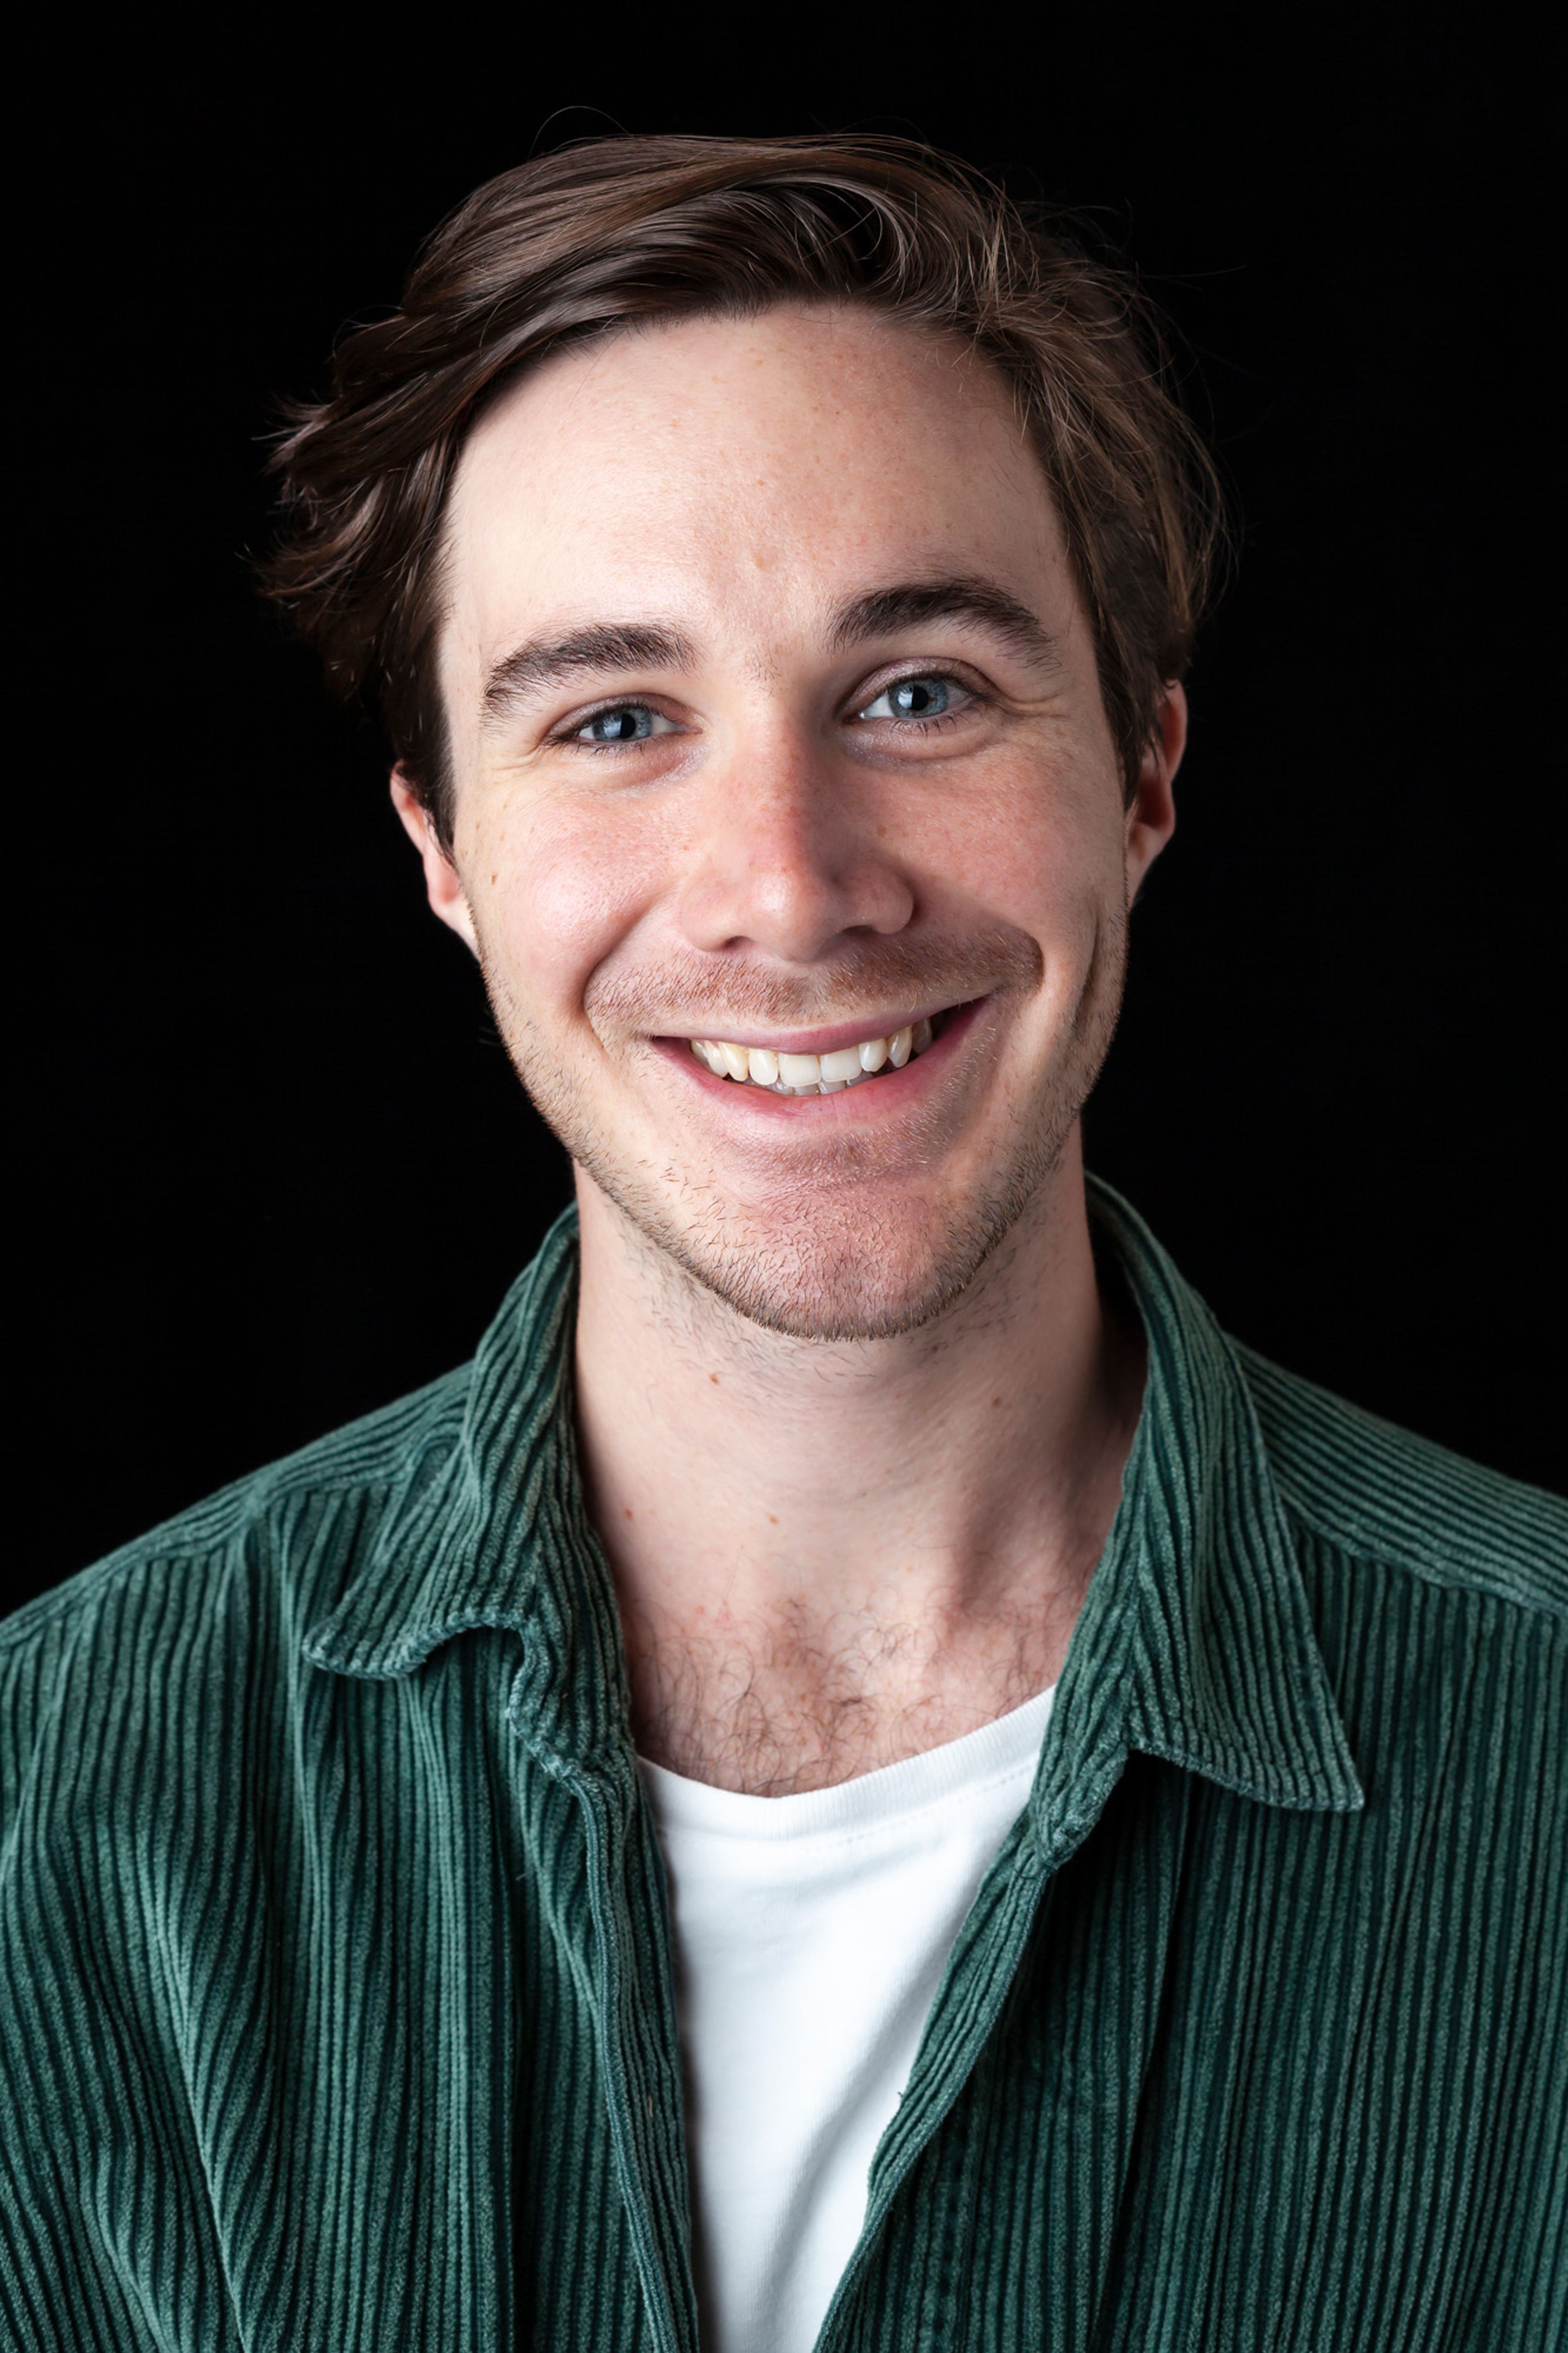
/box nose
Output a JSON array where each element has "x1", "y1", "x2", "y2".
[{"x1": 677, "y1": 742, "x2": 915, "y2": 964}]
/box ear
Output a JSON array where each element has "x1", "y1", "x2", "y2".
[
  {"x1": 390, "y1": 769, "x2": 479, "y2": 954},
  {"x1": 1124, "y1": 682, "x2": 1186, "y2": 904}
]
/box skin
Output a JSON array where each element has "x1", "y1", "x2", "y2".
[{"x1": 394, "y1": 303, "x2": 1185, "y2": 1793}]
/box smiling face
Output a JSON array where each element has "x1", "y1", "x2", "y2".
[{"x1": 401, "y1": 303, "x2": 1182, "y2": 1339}]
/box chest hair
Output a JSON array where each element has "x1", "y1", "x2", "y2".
[{"x1": 623, "y1": 1597, "x2": 1060, "y2": 1796}]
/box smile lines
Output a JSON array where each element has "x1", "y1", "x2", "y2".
[{"x1": 688, "y1": 1019, "x2": 936, "y2": 1095}]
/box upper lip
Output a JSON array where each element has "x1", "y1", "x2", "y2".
[{"x1": 657, "y1": 1001, "x2": 968, "y2": 1057}]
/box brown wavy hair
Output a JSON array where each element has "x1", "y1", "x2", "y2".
[{"x1": 264, "y1": 135, "x2": 1224, "y2": 848}]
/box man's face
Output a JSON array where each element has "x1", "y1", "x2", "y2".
[{"x1": 410, "y1": 304, "x2": 1180, "y2": 1339}]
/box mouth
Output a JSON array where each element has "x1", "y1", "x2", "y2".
[{"x1": 682, "y1": 1004, "x2": 966, "y2": 1095}]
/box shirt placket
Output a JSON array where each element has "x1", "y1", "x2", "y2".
[{"x1": 529, "y1": 1740, "x2": 702, "y2": 2353}]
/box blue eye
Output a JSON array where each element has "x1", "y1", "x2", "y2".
[
  {"x1": 858, "y1": 675, "x2": 958, "y2": 722},
  {"x1": 575, "y1": 704, "x2": 677, "y2": 745}
]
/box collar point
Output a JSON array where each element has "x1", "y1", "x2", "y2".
[{"x1": 1133, "y1": 1733, "x2": 1365, "y2": 1816}]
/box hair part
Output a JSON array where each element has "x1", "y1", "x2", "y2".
[{"x1": 263, "y1": 135, "x2": 1225, "y2": 850}]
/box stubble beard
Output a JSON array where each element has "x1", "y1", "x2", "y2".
[{"x1": 479, "y1": 912, "x2": 1127, "y2": 1345}]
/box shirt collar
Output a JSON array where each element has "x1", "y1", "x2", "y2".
[
  {"x1": 1031, "y1": 1180, "x2": 1363, "y2": 1862},
  {"x1": 303, "y1": 1206, "x2": 634, "y2": 1775},
  {"x1": 304, "y1": 1182, "x2": 1363, "y2": 1816}
]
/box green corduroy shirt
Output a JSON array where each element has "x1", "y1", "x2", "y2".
[{"x1": 2, "y1": 1182, "x2": 1564, "y2": 2351}]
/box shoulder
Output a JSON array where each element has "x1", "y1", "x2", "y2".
[
  {"x1": 1237, "y1": 1343, "x2": 1568, "y2": 1621},
  {"x1": 0, "y1": 1365, "x2": 473, "y2": 1736}
]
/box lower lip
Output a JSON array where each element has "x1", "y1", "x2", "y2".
[{"x1": 654, "y1": 999, "x2": 987, "y2": 1116}]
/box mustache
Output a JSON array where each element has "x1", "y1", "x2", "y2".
[{"x1": 584, "y1": 926, "x2": 1043, "y2": 1037}]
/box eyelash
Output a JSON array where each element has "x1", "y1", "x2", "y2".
[
  {"x1": 551, "y1": 699, "x2": 683, "y2": 754},
  {"x1": 854, "y1": 672, "x2": 980, "y2": 727},
  {"x1": 555, "y1": 670, "x2": 984, "y2": 751}
]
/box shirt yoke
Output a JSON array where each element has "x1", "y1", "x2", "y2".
[
  {"x1": 1238, "y1": 1343, "x2": 1568, "y2": 1621},
  {"x1": 0, "y1": 1363, "x2": 475, "y2": 1661}
]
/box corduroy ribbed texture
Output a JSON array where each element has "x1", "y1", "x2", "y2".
[{"x1": 2, "y1": 1181, "x2": 1564, "y2": 2351}]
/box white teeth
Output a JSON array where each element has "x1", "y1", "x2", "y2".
[{"x1": 689, "y1": 1017, "x2": 942, "y2": 1091}]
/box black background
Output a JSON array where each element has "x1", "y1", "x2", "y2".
[{"x1": 13, "y1": 4, "x2": 1563, "y2": 1611}]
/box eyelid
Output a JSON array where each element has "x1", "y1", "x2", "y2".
[
  {"x1": 849, "y1": 662, "x2": 987, "y2": 720},
  {"x1": 548, "y1": 691, "x2": 688, "y2": 740}
]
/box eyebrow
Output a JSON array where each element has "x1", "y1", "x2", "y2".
[
  {"x1": 482, "y1": 622, "x2": 697, "y2": 720},
  {"x1": 479, "y1": 574, "x2": 1058, "y2": 723},
  {"x1": 828, "y1": 577, "x2": 1060, "y2": 668}
]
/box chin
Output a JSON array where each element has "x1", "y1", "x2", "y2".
[{"x1": 586, "y1": 1140, "x2": 1066, "y2": 1343}]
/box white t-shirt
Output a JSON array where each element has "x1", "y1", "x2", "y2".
[{"x1": 639, "y1": 1684, "x2": 1056, "y2": 2353}]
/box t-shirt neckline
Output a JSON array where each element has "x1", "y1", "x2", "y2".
[{"x1": 638, "y1": 1681, "x2": 1057, "y2": 1843}]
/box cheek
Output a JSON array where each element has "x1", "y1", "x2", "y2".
[
  {"x1": 919, "y1": 750, "x2": 1123, "y2": 939},
  {"x1": 460, "y1": 786, "x2": 673, "y2": 1019}
]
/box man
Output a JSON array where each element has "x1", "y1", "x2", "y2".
[{"x1": 2, "y1": 135, "x2": 1562, "y2": 2353}]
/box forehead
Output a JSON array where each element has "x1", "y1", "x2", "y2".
[{"x1": 442, "y1": 305, "x2": 1074, "y2": 658}]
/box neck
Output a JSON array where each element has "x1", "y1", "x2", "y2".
[{"x1": 572, "y1": 1130, "x2": 1143, "y2": 1794}]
